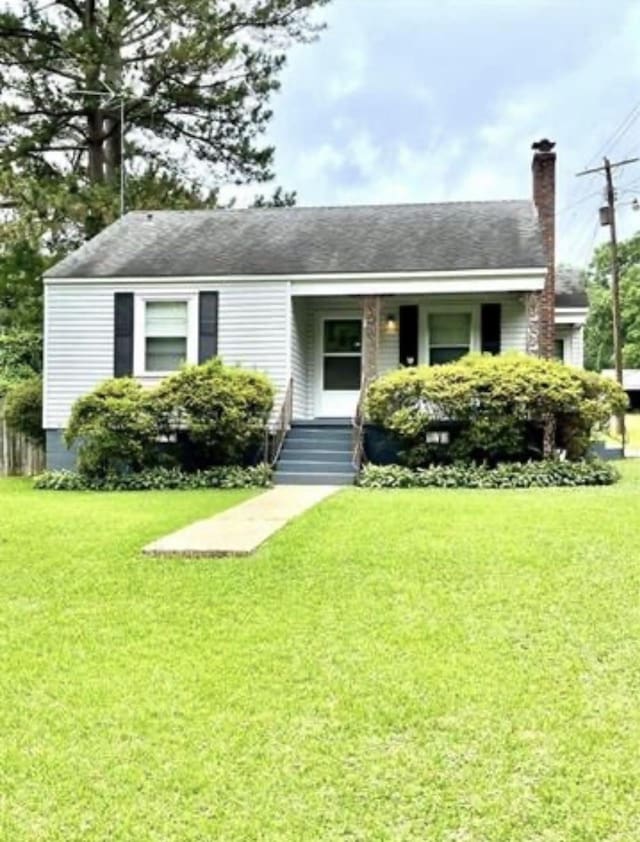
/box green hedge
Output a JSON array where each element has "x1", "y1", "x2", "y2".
[
  {"x1": 33, "y1": 465, "x2": 272, "y2": 492},
  {"x1": 65, "y1": 359, "x2": 275, "y2": 477},
  {"x1": 358, "y1": 460, "x2": 619, "y2": 489},
  {"x1": 3, "y1": 376, "x2": 44, "y2": 444},
  {"x1": 366, "y1": 354, "x2": 628, "y2": 465},
  {"x1": 0, "y1": 329, "x2": 42, "y2": 397}
]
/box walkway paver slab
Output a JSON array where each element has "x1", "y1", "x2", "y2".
[{"x1": 143, "y1": 485, "x2": 339, "y2": 557}]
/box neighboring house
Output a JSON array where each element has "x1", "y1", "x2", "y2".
[
  {"x1": 602, "y1": 370, "x2": 640, "y2": 410},
  {"x1": 554, "y1": 266, "x2": 588, "y2": 365},
  {"x1": 43, "y1": 139, "x2": 588, "y2": 479}
]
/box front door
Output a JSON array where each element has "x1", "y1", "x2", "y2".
[{"x1": 317, "y1": 316, "x2": 362, "y2": 417}]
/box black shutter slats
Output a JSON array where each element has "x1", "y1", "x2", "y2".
[
  {"x1": 399, "y1": 305, "x2": 419, "y2": 366},
  {"x1": 114, "y1": 292, "x2": 134, "y2": 377},
  {"x1": 198, "y1": 291, "x2": 219, "y2": 363},
  {"x1": 481, "y1": 303, "x2": 501, "y2": 355}
]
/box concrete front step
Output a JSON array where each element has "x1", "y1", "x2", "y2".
[
  {"x1": 291, "y1": 419, "x2": 350, "y2": 427},
  {"x1": 278, "y1": 459, "x2": 354, "y2": 473},
  {"x1": 289, "y1": 425, "x2": 351, "y2": 433},
  {"x1": 286, "y1": 434, "x2": 352, "y2": 448},
  {"x1": 275, "y1": 422, "x2": 354, "y2": 485},
  {"x1": 279, "y1": 451, "x2": 352, "y2": 464},
  {"x1": 275, "y1": 471, "x2": 355, "y2": 486}
]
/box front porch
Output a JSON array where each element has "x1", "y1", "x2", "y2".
[{"x1": 289, "y1": 292, "x2": 531, "y2": 422}]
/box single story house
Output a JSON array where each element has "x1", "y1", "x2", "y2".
[{"x1": 43, "y1": 139, "x2": 588, "y2": 481}]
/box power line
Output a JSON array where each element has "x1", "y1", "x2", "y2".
[
  {"x1": 583, "y1": 98, "x2": 640, "y2": 169},
  {"x1": 555, "y1": 189, "x2": 603, "y2": 218},
  {"x1": 577, "y1": 155, "x2": 640, "y2": 446}
]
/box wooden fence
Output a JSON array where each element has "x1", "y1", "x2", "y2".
[{"x1": 0, "y1": 398, "x2": 45, "y2": 476}]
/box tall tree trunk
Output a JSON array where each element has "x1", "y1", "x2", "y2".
[
  {"x1": 87, "y1": 108, "x2": 105, "y2": 184},
  {"x1": 84, "y1": 0, "x2": 106, "y2": 186},
  {"x1": 104, "y1": 0, "x2": 125, "y2": 185}
]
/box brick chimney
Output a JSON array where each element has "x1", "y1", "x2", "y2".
[{"x1": 531, "y1": 138, "x2": 556, "y2": 358}]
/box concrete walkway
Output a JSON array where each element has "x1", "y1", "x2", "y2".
[{"x1": 143, "y1": 485, "x2": 339, "y2": 557}]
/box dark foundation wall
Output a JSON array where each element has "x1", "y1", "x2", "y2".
[{"x1": 45, "y1": 430, "x2": 77, "y2": 471}]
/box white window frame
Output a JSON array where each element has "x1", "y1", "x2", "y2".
[
  {"x1": 420, "y1": 303, "x2": 480, "y2": 366},
  {"x1": 133, "y1": 292, "x2": 198, "y2": 377}
]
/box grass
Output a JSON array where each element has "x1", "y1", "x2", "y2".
[
  {"x1": 3, "y1": 465, "x2": 640, "y2": 840},
  {"x1": 607, "y1": 413, "x2": 640, "y2": 449}
]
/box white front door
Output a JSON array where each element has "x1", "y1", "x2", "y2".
[{"x1": 316, "y1": 316, "x2": 362, "y2": 417}]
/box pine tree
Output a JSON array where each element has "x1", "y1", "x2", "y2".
[{"x1": 0, "y1": 0, "x2": 327, "y2": 231}]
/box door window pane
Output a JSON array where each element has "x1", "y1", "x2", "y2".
[
  {"x1": 324, "y1": 320, "x2": 362, "y2": 353},
  {"x1": 554, "y1": 339, "x2": 565, "y2": 362},
  {"x1": 324, "y1": 357, "x2": 361, "y2": 390}
]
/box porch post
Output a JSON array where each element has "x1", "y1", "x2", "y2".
[
  {"x1": 525, "y1": 291, "x2": 542, "y2": 356},
  {"x1": 362, "y1": 295, "x2": 381, "y2": 388}
]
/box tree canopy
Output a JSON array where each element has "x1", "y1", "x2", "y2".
[
  {"x1": 0, "y1": 0, "x2": 327, "y2": 196},
  {"x1": 584, "y1": 231, "x2": 640, "y2": 370},
  {"x1": 0, "y1": 0, "x2": 327, "y2": 336}
]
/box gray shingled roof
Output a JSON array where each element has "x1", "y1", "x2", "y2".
[
  {"x1": 45, "y1": 200, "x2": 546, "y2": 279},
  {"x1": 555, "y1": 265, "x2": 588, "y2": 308}
]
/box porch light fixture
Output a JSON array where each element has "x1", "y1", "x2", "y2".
[{"x1": 384, "y1": 313, "x2": 398, "y2": 335}]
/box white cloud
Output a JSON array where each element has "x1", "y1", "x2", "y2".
[
  {"x1": 326, "y1": 45, "x2": 368, "y2": 101},
  {"x1": 222, "y1": 0, "x2": 640, "y2": 265}
]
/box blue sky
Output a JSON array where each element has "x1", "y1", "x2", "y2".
[{"x1": 225, "y1": 0, "x2": 640, "y2": 267}]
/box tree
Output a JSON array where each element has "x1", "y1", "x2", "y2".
[
  {"x1": 0, "y1": 0, "x2": 327, "y2": 234},
  {"x1": 584, "y1": 231, "x2": 640, "y2": 370},
  {"x1": 252, "y1": 186, "x2": 296, "y2": 207}
]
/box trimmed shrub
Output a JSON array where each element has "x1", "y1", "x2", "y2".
[
  {"x1": 3, "y1": 376, "x2": 44, "y2": 444},
  {"x1": 33, "y1": 465, "x2": 272, "y2": 491},
  {"x1": 155, "y1": 359, "x2": 274, "y2": 469},
  {"x1": 65, "y1": 378, "x2": 160, "y2": 477},
  {"x1": 366, "y1": 354, "x2": 628, "y2": 466},
  {"x1": 63, "y1": 360, "x2": 275, "y2": 477},
  {"x1": 359, "y1": 460, "x2": 619, "y2": 489}
]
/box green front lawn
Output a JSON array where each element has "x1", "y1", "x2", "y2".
[{"x1": 3, "y1": 465, "x2": 640, "y2": 840}]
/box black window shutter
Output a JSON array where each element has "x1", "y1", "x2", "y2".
[
  {"x1": 399, "y1": 305, "x2": 419, "y2": 366},
  {"x1": 114, "y1": 292, "x2": 134, "y2": 377},
  {"x1": 198, "y1": 291, "x2": 218, "y2": 363},
  {"x1": 481, "y1": 303, "x2": 501, "y2": 355}
]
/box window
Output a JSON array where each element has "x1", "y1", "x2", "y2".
[
  {"x1": 428, "y1": 312, "x2": 471, "y2": 365},
  {"x1": 322, "y1": 319, "x2": 362, "y2": 390},
  {"x1": 554, "y1": 338, "x2": 565, "y2": 363},
  {"x1": 144, "y1": 300, "x2": 188, "y2": 372}
]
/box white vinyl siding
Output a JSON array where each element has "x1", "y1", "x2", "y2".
[
  {"x1": 291, "y1": 298, "x2": 308, "y2": 418},
  {"x1": 500, "y1": 297, "x2": 528, "y2": 353},
  {"x1": 44, "y1": 280, "x2": 290, "y2": 429},
  {"x1": 556, "y1": 324, "x2": 584, "y2": 367},
  {"x1": 44, "y1": 285, "x2": 114, "y2": 430}
]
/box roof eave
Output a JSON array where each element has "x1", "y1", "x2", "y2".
[{"x1": 44, "y1": 266, "x2": 547, "y2": 284}]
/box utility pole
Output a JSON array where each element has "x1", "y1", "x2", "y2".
[
  {"x1": 577, "y1": 155, "x2": 640, "y2": 448},
  {"x1": 604, "y1": 158, "x2": 623, "y2": 403}
]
